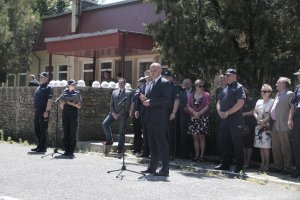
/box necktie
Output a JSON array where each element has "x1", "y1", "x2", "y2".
[
  {"x1": 118, "y1": 90, "x2": 123, "y2": 99},
  {"x1": 149, "y1": 81, "x2": 155, "y2": 93}
]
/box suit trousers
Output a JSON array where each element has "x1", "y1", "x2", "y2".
[
  {"x1": 132, "y1": 116, "x2": 143, "y2": 152},
  {"x1": 62, "y1": 108, "x2": 78, "y2": 153},
  {"x1": 292, "y1": 109, "x2": 300, "y2": 174},
  {"x1": 141, "y1": 116, "x2": 150, "y2": 156},
  {"x1": 147, "y1": 122, "x2": 169, "y2": 173},
  {"x1": 102, "y1": 113, "x2": 127, "y2": 150},
  {"x1": 271, "y1": 122, "x2": 293, "y2": 169},
  {"x1": 168, "y1": 117, "x2": 176, "y2": 157},
  {"x1": 220, "y1": 116, "x2": 244, "y2": 168},
  {"x1": 34, "y1": 107, "x2": 49, "y2": 150}
]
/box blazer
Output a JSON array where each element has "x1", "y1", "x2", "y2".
[
  {"x1": 109, "y1": 88, "x2": 131, "y2": 117},
  {"x1": 273, "y1": 90, "x2": 293, "y2": 133},
  {"x1": 145, "y1": 77, "x2": 171, "y2": 124}
]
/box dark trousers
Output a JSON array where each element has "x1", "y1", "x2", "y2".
[
  {"x1": 292, "y1": 109, "x2": 300, "y2": 174},
  {"x1": 147, "y1": 122, "x2": 169, "y2": 173},
  {"x1": 179, "y1": 111, "x2": 193, "y2": 158},
  {"x1": 34, "y1": 108, "x2": 49, "y2": 149},
  {"x1": 141, "y1": 116, "x2": 150, "y2": 156},
  {"x1": 132, "y1": 116, "x2": 143, "y2": 152},
  {"x1": 62, "y1": 108, "x2": 78, "y2": 153},
  {"x1": 220, "y1": 116, "x2": 244, "y2": 168},
  {"x1": 168, "y1": 117, "x2": 176, "y2": 157}
]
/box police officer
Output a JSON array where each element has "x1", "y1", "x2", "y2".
[
  {"x1": 214, "y1": 68, "x2": 246, "y2": 173},
  {"x1": 59, "y1": 79, "x2": 82, "y2": 158},
  {"x1": 163, "y1": 70, "x2": 180, "y2": 161},
  {"x1": 288, "y1": 69, "x2": 300, "y2": 178},
  {"x1": 31, "y1": 72, "x2": 53, "y2": 153}
]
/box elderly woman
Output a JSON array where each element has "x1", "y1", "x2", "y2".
[
  {"x1": 187, "y1": 79, "x2": 210, "y2": 162},
  {"x1": 253, "y1": 84, "x2": 274, "y2": 172}
]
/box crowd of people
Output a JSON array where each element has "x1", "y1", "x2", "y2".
[
  {"x1": 107, "y1": 65, "x2": 300, "y2": 178},
  {"x1": 28, "y1": 63, "x2": 300, "y2": 178}
]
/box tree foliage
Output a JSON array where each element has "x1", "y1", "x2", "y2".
[
  {"x1": 0, "y1": 0, "x2": 40, "y2": 74},
  {"x1": 35, "y1": 0, "x2": 70, "y2": 17},
  {"x1": 147, "y1": 0, "x2": 300, "y2": 88},
  {"x1": 0, "y1": 0, "x2": 71, "y2": 75}
]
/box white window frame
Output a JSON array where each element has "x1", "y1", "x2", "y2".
[
  {"x1": 57, "y1": 64, "x2": 68, "y2": 81},
  {"x1": 19, "y1": 72, "x2": 27, "y2": 86},
  {"x1": 99, "y1": 59, "x2": 113, "y2": 81},
  {"x1": 6, "y1": 74, "x2": 16, "y2": 87}
]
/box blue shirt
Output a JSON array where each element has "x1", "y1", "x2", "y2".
[
  {"x1": 291, "y1": 84, "x2": 300, "y2": 108},
  {"x1": 219, "y1": 81, "x2": 246, "y2": 114},
  {"x1": 34, "y1": 83, "x2": 53, "y2": 108}
]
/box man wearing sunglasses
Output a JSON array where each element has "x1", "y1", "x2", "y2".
[{"x1": 215, "y1": 68, "x2": 246, "y2": 173}]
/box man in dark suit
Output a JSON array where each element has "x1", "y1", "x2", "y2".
[
  {"x1": 178, "y1": 79, "x2": 194, "y2": 158},
  {"x1": 102, "y1": 78, "x2": 131, "y2": 153},
  {"x1": 140, "y1": 63, "x2": 171, "y2": 177}
]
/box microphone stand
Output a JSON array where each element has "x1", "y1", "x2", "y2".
[
  {"x1": 42, "y1": 96, "x2": 63, "y2": 158},
  {"x1": 107, "y1": 85, "x2": 145, "y2": 178}
]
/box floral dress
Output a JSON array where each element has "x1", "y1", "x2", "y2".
[
  {"x1": 254, "y1": 99, "x2": 274, "y2": 149},
  {"x1": 187, "y1": 92, "x2": 210, "y2": 135}
]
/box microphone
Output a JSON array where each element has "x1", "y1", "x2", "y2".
[
  {"x1": 55, "y1": 94, "x2": 63, "y2": 103},
  {"x1": 137, "y1": 76, "x2": 149, "y2": 83}
]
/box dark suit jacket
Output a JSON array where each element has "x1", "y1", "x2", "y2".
[
  {"x1": 110, "y1": 88, "x2": 131, "y2": 117},
  {"x1": 145, "y1": 77, "x2": 171, "y2": 124}
]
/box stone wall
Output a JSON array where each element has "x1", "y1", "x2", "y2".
[{"x1": 0, "y1": 87, "x2": 130, "y2": 147}]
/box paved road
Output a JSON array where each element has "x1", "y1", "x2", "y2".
[{"x1": 0, "y1": 143, "x2": 299, "y2": 200}]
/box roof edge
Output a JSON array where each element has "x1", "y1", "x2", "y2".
[{"x1": 44, "y1": 29, "x2": 151, "y2": 43}]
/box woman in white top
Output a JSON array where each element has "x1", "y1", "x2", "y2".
[{"x1": 254, "y1": 84, "x2": 274, "y2": 172}]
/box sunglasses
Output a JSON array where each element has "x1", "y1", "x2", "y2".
[
  {"x1": 198, "y1": 85, "x2": 204, "y2": 88},
  {"x1": 261, "y1": 91, "x2": 271, "y2": 93}
]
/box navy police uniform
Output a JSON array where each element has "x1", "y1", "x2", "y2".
[
  {"x1": 61, "y1": 88, "x2": 82, "y2": 156},
  {"x1": 291, "y1": 84, "x2": 300, "y2": 176},
  {"x1": 219, "y1": 81, "x2": 246, "y2": 170},
  {"x1": 34, "y1": 82, "x2": 53, "y2": 151}
]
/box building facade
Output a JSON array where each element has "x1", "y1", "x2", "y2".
[{"x1": 2, "y1": 0, "x2": 164, "y2": 87}]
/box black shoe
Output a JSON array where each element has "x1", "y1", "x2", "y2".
[
  {"x1": 132, "y1": 150, "x2": 141, "y2": 154},
  {"x1": 31, "y1": 147, "x2": 39, "y2": 152},
  {"x1": 138, "y1": 153, "x2": 150, "y2": 158},
  {"x1": 68, "y1": 153, "x2": 75, "y2": 159},
  {"x1": 141, "y1": 168, "x2": 156, "y2": 174},
  {"x1": 154, "y1": 170, "x2": 169, "y2": 177},
  {"x1": 36, "y1": 148, "x2": 47, "y2": 153},
  {"x1": 269, "y1": 168, "x2": 282, "y2": 173},
  {"x1": 103, "y1": 141, "x2": 113, "y2": 145},
  {"x1": 233, "y1": 167, "x2": 243, "y2": 173},
  {"x1": 214, "y1": 164, "x2": 230, "y2": 171}
]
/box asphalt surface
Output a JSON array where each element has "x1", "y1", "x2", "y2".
[{"x1": 0, "y1": 143, "x2": 299, "y2": 200}]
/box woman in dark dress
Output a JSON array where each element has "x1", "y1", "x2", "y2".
[
  {"x1": 187, "y1": 80, "x2": 210, "y2": 162},
  {"x1": 242, "y1": 88, "x2": 256, "y2": 168}
]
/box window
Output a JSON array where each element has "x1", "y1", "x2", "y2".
[
  {"x1": 138, "y1": 62, "x2": 152, "y2": 78},
  {"x1": 58, "y1": 65, "x2": 68, "y2": 80},
  {"x1": 83, "y1": 63, "x2": 94, "y2": 86},
  {"x1": 115, "y1": 60, "x2": 132, "y2": 84},
  {"x1": 7, "y1": 74, "x2": 15, "y2": 87},
  {"x1": 100, "y1": 62, "x2": 112, "y2": 82},
  {"x1": 19, "y1": 73, "x2": 26, "y2": 86},
  {"x1": 19, "y1": 68, "x2": 27, "y2": 86}
]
